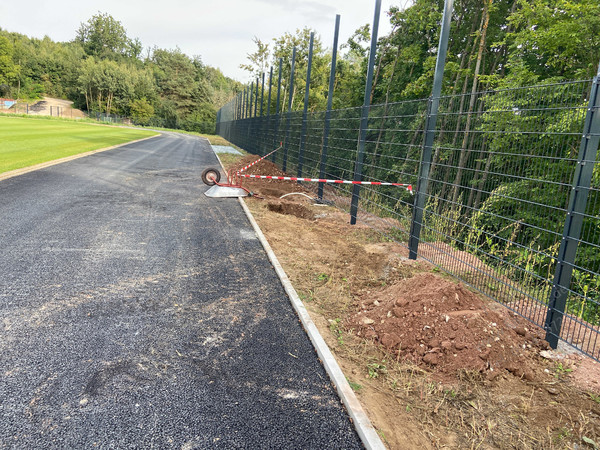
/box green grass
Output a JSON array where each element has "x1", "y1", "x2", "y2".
[{"x1": 0, "y1": 116, "x2": 158, "y2": 174}]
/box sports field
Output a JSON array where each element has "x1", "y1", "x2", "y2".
[{"x1": 0, "y1": 116, "x2": 158, "y2": 174}]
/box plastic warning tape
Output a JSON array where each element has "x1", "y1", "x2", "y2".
[
  {"x1": 237, "y1": 144, "x2": 282, "y2": 174},
  {"x1": 240, "y1": 174, "x2": 413, "y2": 194}
]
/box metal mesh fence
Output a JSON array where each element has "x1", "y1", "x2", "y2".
[{"x1": 217, "y1": 78, "x2": 600, "y2": 361}]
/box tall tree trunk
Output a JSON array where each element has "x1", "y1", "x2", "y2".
[
  {"x1": 430, "y1": 11, "x2": 479, "y2": 179},
  {"x1": 372, "y1": 37, "x2": 402, "y2": 167},
  {"x1": 450, "y1": 0, "x2": 492, "y2": 208},
  {"x1": 439, "y1": 8, "x2": 485, "y2": 203}
]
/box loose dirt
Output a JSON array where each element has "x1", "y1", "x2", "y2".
[{"x1": 223, "y1": 153, "x2": 600, "y2": 449}]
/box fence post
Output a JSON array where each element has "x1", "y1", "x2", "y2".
[
  {"x1": 349, "y1": 0, "x2": 381, "y2": 225},
  {"x1": 250, "y1": 82, "x2": 254, "y2": 118},
  {"x1": 272, "y1": 58, "x2": 283, "y2": 162},
  {"x1": 318, "y1": 14, "x2": 341, "y2": 202},
  {"x1": 297, "y1": 32, "x2": 314, "y2": 180},
  {"x1": 254, "y1": 77, "x2": 259, "y2": 117},
  {"x1": 260, "y1": 72, "x2": 265, "y2": 117},
  {"x1": 544, "y1": 61, "x2": 600, "y2": 349},
  {"x1": 259, "y1": 72, "x2": 265, "y2": 155},
  {"x1": 267, "y1": 67, "x2": 273, "y2": 116},
  {"x1": 243, "y1": 87, "x2": 247, "y2": 119},
  {"x1": 283, "y1": 47, "x2": 297, "y2": 173},
  {"x1": 408, "y1": 0, "x2": 454, "y2": 258}
]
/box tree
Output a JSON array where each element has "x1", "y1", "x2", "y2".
[
  {"x1": 76, "y1": 13, "x2": 140, "y2": 60},
  {"x1": 0, "y1": 35, "x2": 20, "y2": 86},
  {"x1": 240, "y1": 36, "x2": 270, "y2": 80},
  {"x1": 271, "y1": 28, "x2": 329, "y2": 111},
  {"x1": 130, "y1": 98, "x2": 154, "y2": 125},
  {"x1": 501, "y1": 0, "x2": 600, "y2": 82}
]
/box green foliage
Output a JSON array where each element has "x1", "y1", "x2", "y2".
[
  {"x1": 0, "y1": 35, "x2": 20, "y2": 85},
  {"x1": 75, "y1": 12, "x2": 140, "y2": 60},
  {"x1": 129, "y1": 98, "x2": 154, "y2": 125},
  {"x1": 0, "y1": 13, "x2": 241, "y2": 129}
]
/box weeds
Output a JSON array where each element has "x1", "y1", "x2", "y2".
[
  {"x1": 367, "y1": 361, "x2": 387, "y2": 379},
  {"x1": 329, "y1": 318, "x2": 344, "y2": 346},
  {"x1": 554, "y1": 362, "x2": 573, "y2": 379}
]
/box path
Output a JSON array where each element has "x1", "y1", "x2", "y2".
[{"x1": 0, "y1": 133, "x2": 362, "y2": 448}]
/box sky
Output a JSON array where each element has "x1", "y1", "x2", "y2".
[{"x1": 1, "y1": 0, "x2": 408, "y2": 82}]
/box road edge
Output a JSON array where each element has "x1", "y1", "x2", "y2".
[
  {"x1": 0, "y1": 134, "x2": 161, "y2": 182},
  {"x1": 207, "y1": 139, "x2": 385, "y2": 450}
]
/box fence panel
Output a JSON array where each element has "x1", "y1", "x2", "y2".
[{"x1": 217, "y1": 78, "x2": 600, "y2": 361}]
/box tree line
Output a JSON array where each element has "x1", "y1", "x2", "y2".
[{"x1": 0, "y1": 13, "x2": 241, "y2": 131}]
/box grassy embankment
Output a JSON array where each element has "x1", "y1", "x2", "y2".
[{"x1": 0, "y1": 116, "x2": 158, "y2": 174}]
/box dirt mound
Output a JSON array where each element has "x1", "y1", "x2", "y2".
[
  {"x1": 348, "y1": 272, "x2": 550, "y2": 380},
  {"x1": 267, "y1": 201, "x2": 315, "y2": 220}
]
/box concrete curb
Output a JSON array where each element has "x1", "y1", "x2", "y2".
[
  {"x1": 206, "y1": 139, "x2": 385, "y2": 450},
  {"x1": 0, "y1": 134, "x2": 160, "y2": 183}
]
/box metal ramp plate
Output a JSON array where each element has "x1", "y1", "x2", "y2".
[{"x1": 204, "y1": 185, "x2": 248, "y2": 198}]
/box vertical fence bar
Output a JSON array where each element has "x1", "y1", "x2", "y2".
[
  {"x1": 408, "y1": 0, "x2": 454, "y2": 258},
  {"x1": 259, "y1": 73, "x2": 265, "y2": 154},
  {"x1": 283, "y1": 47, "x2": 297, "y2": 172},
  {"x1": 267, "y1": 67, "x2": 273, "y2": 116},
  {"x1": 254, "y1": 77, "x2": 259, "y2": 118},
  {"x1": 250, "y1": 82, "x2": 254, "y2": 118},
  {"x1": 260, "y1": 72, "x2": 265, "y2": 117},
  {"x1": 544, "y1": 62, "x2": 600, "y2": 348},
  {"x1": 349, "y1": 0, "x2": 381, "y2": 225},
  {"x1": 297, "y1": 32, "x2": 314, "y2": 180},
  {"x1": 272, "y1": 58, "x2": 283, "y2": 161},
  {"x1": 318, "y1": 14, "x2": 341, "y2": 202}
]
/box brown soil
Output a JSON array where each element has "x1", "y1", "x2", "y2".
[
  {"x1": 224, "y1": 152, "x2": 600, "y2": 449},
  {"x1": 348, "y1": 272, "x2": 551, "y2": 382}
]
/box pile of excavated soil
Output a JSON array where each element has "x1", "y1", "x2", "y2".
[{"x1": 347, "y1": 272, "x2": 550, "y2": 381}]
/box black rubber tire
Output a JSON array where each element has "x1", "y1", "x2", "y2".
[{"x1": 201, "y1": 168, "x2": 221, "y2": 186}]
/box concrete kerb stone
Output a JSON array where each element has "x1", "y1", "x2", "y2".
[
  {"x1": 205, "y1": 138, "x2": 386, "y2": 450},
  {"x1": 0, "y1": 134, "x2": 161, "y2": 182}
]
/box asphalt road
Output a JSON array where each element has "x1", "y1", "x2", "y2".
[{"x1": 0, "y1": 133, "x2": 362, "y2": 449}]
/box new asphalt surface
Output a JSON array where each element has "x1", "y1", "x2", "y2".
[{"x1": 0, "y1": 133, "x2": 363, "y2": 449}]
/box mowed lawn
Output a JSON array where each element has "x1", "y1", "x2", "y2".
[{"x1": 0, "y1": 117, "x2": 158, "y2": 174}]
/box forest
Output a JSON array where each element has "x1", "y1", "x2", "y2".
[{"x1": 0, "y1": 13, "x2": 241, "y2": 132}]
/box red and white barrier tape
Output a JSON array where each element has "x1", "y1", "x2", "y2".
[
  {"x1": 240, "y1": 174, "x2": 413, "y2": 194},
  {"x1": 237, "y1": 143, "x2": 282, "y2": 174}
]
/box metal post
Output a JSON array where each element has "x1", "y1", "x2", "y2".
[
  {"x1": 267, "y1": 66, "x2": 273, "y2": 116},
  {"x1": 283, "y1": 47, "x2": 296, "y2": 173},
  {"x1": 408, "y1": 0, "x2": 454, "y2": 256},
  {"x1": 260, "y1": 73, "x2": 265, "y2": 117},
  {"x1": 349, "y1": 0, "x2": 381, "y2": 225},
  {"x1": 297, "y1": 32, "x2": 314, "y2": 180},
  {"x1": 243, "y1": 88, "x2": 247, "y2": 119},
  {"x1": 259, "y1": 73, "x2": 265, "y2": 155},
  {"x1": 544, "y1": 61, "x2": 600, "y2": 349},
  {"x1": 272, "y1": 58, "x2": 283, "y2": 162},
  {"x1": 318, "y1": 14, "x2": 341, "y2": 202},
  {"x1": 276, "y1": 58, "x2": 283, "y2": 115},
  {"x1": 254, "y1": 78, "x2": 259, "y2": 117},
  {"x1": 250, "y1": 82, "x2": 254, "y2": 118}
]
